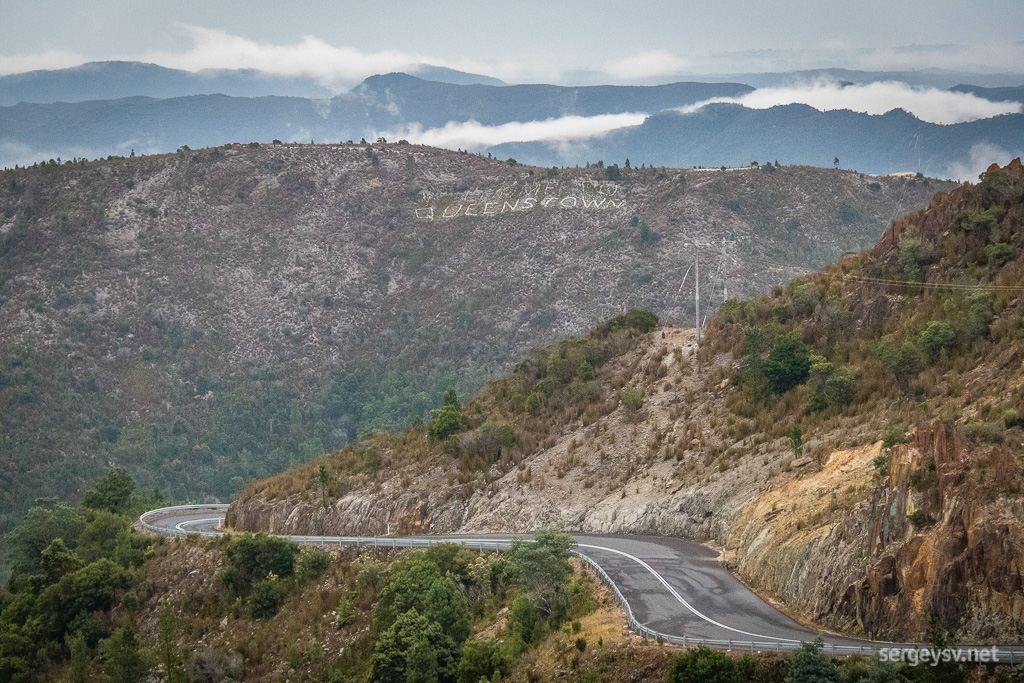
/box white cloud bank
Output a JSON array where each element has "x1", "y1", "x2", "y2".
[
  {"x1": 379, "y1": 113, "x2": 647, "y2": 150},
  {"x1": 946, "y1": 142, "x2": 1024, "y2": 181},
  {"x1": 679, "y1": 81, "x2": 1022, "y2": 125},
  {"x1": 0, "y1": 49, "x2": 86, "y2": 75}
]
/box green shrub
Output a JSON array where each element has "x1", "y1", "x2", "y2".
[
  {"x1": 909, "y1": 510, "x2": 932, "y2": 527},
  {"x1": 877, "y1": 339, "x2": 922, "y2": 394},
  {"x1": 918, "y1": 321, "x2": 956, "y2": 363},
  {"x1": 1004, "y1": 409, "x2": 1024, "y2": 429},
  {"x1": 296, "y1": 547, "x2": 330, "y2": 583},
  {"x1": 897, "y1": 237, "x2": 933, "y2": 282},
  {"x1": 785, "y1": 637, "x2": 838, "y2": 683},
  {"x1": 247, "y1": 577, "x2": 285, "y2": 618},
  {"x1": 667, "y1": 645, "x2": 739, "y2": 683},
  {"x1": 764, "y1": 333, "x2": 810, "y2": 394},
  {"x1": 428, "y1": 389, "x2": 468, "y2": 442},
  {"x1": 881, "y1": 424, "x2": 910, "y2": 448},
  {"x1": 872, "y1": 455, "x2": 889, "y2": 478},
  {"x1": 526, "y1": 393, "x2": 542, "y2": 416},
  {"x1": 611, "y1": 308, "x2": 659, "y2": 333},
  {"x1": 81, "y1": 468, "x2": 134, "y2": 514},
  {"x1": 221, "y1": 533, "x2": 297, "y2": 599},
  {"x1": 985, "y1": 242, "x2": 1015, "y2": 267},
  {"x1": 457, "y1": 638, "x2": 507, "y2": 683},
  {"x1": 619, "y1": 384, "x2": 644, "y2": 418}
]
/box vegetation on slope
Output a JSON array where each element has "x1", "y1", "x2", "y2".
[
  {"x1": 702, "y1": 159, "x2": 1024, "y2": 458},
  {"x1": 0, "y1": 142, "x2": 951, "y2": 534},
  {"x1": 231, "y1": 160, "x2": 1024, "y2": 645}
]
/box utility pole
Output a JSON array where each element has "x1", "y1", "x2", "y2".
[{"x1": 695, "y1": 252, "x2": 700, "y2": 342}]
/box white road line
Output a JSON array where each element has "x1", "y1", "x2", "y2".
[
  {"x1": 154, "y1": 518, "x2": 796, "y2": 642},
  {"x1": 576, "y1": 542, "x2": 802, "y2": 643},
  {"x1": 174, "y1": 517, "x2": 223, "y2": 532}
]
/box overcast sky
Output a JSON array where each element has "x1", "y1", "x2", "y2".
[{"x1": 3, "y1": 0, "x2": 1024, "y2": 82}]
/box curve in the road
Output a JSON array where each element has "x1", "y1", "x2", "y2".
[{"x1": 140, "y1": 504, "x2": 1024, "y2": 661}]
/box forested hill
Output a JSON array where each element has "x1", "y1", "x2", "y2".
[{"x1": 0, "y1": 142, "x2": 951, "y2": 529}]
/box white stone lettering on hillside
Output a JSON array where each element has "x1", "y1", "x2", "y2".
[{"x1": 415, "y1": 179, "x2": 626, "y2": 220}]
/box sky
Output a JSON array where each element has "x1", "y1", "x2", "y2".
[{"x1": 3, "y1": 0, "x2": 1024, "y2": 83}]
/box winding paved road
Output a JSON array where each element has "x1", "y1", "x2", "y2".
[{"x1": 141, "y1": 504, "x2": 1024, "y2": 661}]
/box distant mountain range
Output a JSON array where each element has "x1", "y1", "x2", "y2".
[
  {"x1": 0, "y1": 74, "x2": 752, "y2": 164},
  {"x1": 490, "y1": 104, "x2": 1024, "y2": 178},
  {"x1": 0, "y1": 60, "x2": 505, "y2": 106},
  {"x1": 1, "y1": 62, "x2": 1022, "y2": 177}
]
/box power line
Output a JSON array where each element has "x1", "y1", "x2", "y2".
[{"x1": 843, "y1": 274, "x2": 1024, "y2": 292}]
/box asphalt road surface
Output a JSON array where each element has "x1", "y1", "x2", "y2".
[{"x1": 141, "y1": 505, "x2": 1023, "y2": 659}]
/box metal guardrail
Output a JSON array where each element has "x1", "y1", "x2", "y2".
[{"x1": 140, "y1": 505, "x2": 1024, "y2": 662}]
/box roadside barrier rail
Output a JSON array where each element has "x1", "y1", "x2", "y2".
[{"x1": 140, "y1": 505, "x2": 1024, "y2": 662}]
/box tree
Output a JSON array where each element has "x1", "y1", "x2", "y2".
[
  {"x1": 784, "y1": 637, "x2": 838, "y2": 683},
  {"x1": 369, "y1": 609, "x2": 459, "y2": 683},
  {"x1": 788, "y1": 426, "x2": 803, "y2": 458},
  {"x1": 619, "y1": 385, "x2": 644, "y2": 420},
  {"x1": 897, "y1": 238, "x2": 933, "y2": 282},
  {"x1": 39, "y1": 537, "x2": 83, "y2": 584},
  {"x1": 376, "y1": 554, "x2": 471, "y2": 645},
  {"x1": 502, "y1": 530, "x2": 575, "y2": 619},
  {"x1": 877, "y1": 339, "x2": 922, "y2": 395},
  {"x1": 157, "y1": 603, "x2": 186, "y2": 683},
  {"x1": 611, "y1": 308, "x2": 659, "y2": 333},
  {"x1": 667, "y1": 646, "x2": 739, "y2": 683},
  {"x1": 98, "y1": 627, "x2": 152, "y2": 683},
  {"x1": 526, "y1": 392, "x2": 542, "y2": 417},
  {"x1": 918, "y1": 321, "x2": 956, "y2": 364},
  {"x1": 606, "y1": 164, "x2": 621, "y2": 181},
  {"x1": 67, "y1": 632, "x2": 91, "y2": 683},
  {"x1": 834, "y1": 157, "x2": 840, "y2": 169},
  {"x1": 7, "y1": 500, "x2": 84, "y2": 573},
  {"x1": 807, "y1": 355, "x2": 857, "y2": 412},
  {"x1": 428, "y1": 390, "x2": 468, "y2": 442},
  {"x1": 81, "y1": 468, "x2": 134, "y2": 514},
  {"x1": 764, "y1": 333, "x2": 811, "y2": 394},
  {"x1": 221, "y1": 533, "x2": 297, "y2": 598},
  {"x1": 319, "y1": 463, "x2": 330, "y2": 507},
  {"x1": 457, "y1": 638, "x2": 507, "y2": 683}
]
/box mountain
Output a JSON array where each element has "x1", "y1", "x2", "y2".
[
  {"x1": 951, "y1": 83, "x2": 1024, "y2": 104},
  {"x1": 3, "y1": 73, "x2": 1021, "y2": 177},
  {"x1": 0, "y1": 143, "x2": 950, "y2": 533},
  {"x1": 227, "y1": 159, "x2": 1024, "y2": 644},
  {"x1": 0, "y1": 76, "x2": 754, "y2": 167},
  {"x1": 704, "y1": 68, "x2": 1024, "y2": 90},
  {"x1": 0, "y1": 61, "x2": 338, "y2": 105},
  {"x1": 0, "y1": 60, "x2": 509, "y2": 106},
  {"x1": 490, "y1": 103, "x2": 1024, "y2": 178},
  {"x1": 408, "y1": 63, "x2": 505, "y2": 86},
  {"x1": 350, "y1": 73, "x2": 751, "y2": 127}
]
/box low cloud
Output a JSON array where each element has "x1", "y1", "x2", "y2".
[
  {"x1": 379, "y1": 113, "x2": 646, "y2": 151},
  {"x1": 0, "y1": 49, "x2": 85, "y2": 75},
  {"x1": 604, "y1": 51, "x2": 690, "y2": 81},
  {"x1": 144, "y1": 26, "x2": 423, "y2": 87},
  {"x1": 679, "y1": 81, "x2": 1022, "y2": 125},
  {"x1": 946, "y1": 142, "x2": 1023, "y2": 181}
]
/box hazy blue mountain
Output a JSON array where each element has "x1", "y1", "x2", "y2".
[
  {"x1": 0, "y1": 75, "x2": 753, "y2": 164},
  {"x1": 950, "y1": 84, "x2": 1024, "y2": 103},
  {"x1": 0, "y1": 60, "x2": 508, "y2": 106},
  {"x1": 351, "y1": 73, "x2": 752, "y2": 127},
  {"x1": 488, "y1": 103, "x2": 1024, "y2": 178},
  {"x1": 0, "y1": 61, "x2": 338, "y2": 105},
  {"x1": 707, "y1": 69, "x2": 1024, "y2": 89},
  {"x1": 410, "y1": 64, "x2": 505, "y2": 86}
]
